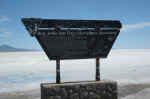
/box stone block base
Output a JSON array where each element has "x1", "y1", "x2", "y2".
[{"x1": 41, "y1": 81, "x2": 117, "y2": 99}]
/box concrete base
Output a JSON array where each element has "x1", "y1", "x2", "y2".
[{"x1": 41, "y1": 81, "x2": 117, "y2": 99}]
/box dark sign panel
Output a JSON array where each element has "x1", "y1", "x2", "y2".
[{"x1": 22, "y1": 18, "x2": 122, "y2": 60}]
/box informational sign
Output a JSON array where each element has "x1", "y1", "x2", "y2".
[{"x1": 22, "y1": 18, "x2": 122, "y2": 60}]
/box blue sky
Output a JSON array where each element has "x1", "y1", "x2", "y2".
[{"x1": 0, "y1": 0, "x2": 150, "y2": 49}]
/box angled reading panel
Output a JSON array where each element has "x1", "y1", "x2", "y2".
[{"x1": 22, "y1": 18, "x2": 122, "y2": 60}]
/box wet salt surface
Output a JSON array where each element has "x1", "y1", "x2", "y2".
[
  {"x1": 119, "y1": 86, "x2": 150, "y2": 99},
  {"x1": 0, "y1": 49, "x2": 150, "y2": 92}
]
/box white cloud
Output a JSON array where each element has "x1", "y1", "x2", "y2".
[
  {"x1": 122, "y1": 22, "x2": 150, "y2": 31},
  {"x1": 0, "y1": 16, "x2": 9, "y2": 23},
  {"x1": 0, "y1": 29, "x2": 11, "y2": 39},
  {"x1": 0, "y1": 16, "x2": 10, "y2": 39}
]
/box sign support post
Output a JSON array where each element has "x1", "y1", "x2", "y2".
[
  {"x1": 56, "y1": 58, "x2": 61, "y2": 83},
  {"x1": 96, "y1": 57, "x2": 100, "y2": 81}
]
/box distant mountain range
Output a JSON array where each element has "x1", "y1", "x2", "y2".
[{"x1": 0, "y1": 44, "x2": 37, "y2": 52}]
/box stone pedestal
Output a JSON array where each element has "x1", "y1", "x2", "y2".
[{"x1": 41, "y1": 81, "x2": 117, "y2": 99}]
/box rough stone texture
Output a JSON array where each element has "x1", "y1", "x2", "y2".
[{"x1": 41, "y1": 81, "x2": 117, "y2": 99}]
